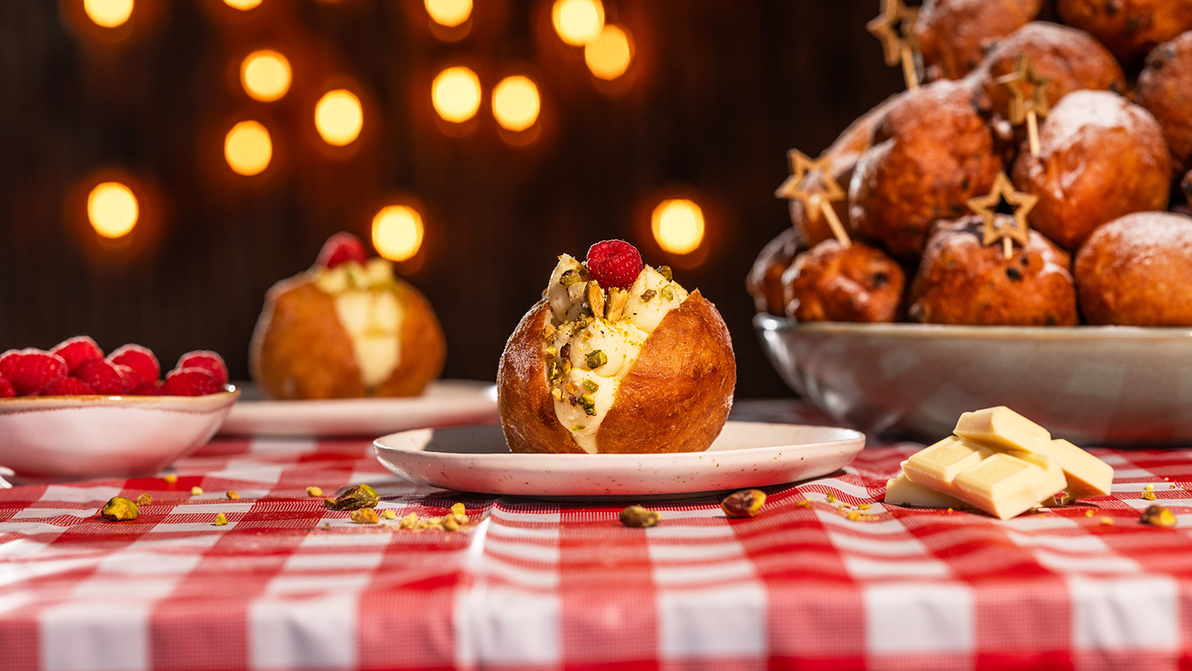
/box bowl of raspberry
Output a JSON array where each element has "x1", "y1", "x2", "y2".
[{"x1": 0, "y1": 337, "x2": 239, "y2": 483}]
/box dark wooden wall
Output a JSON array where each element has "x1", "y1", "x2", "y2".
[{"x1": 0, "y1": 1, "x2": 905, "y2": 397}]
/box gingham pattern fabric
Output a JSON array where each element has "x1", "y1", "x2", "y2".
[{"x1": 2, "y1": 404, "x2": 1192, "y2": 671}]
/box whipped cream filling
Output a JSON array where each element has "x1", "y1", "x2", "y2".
[
  {"x1": 542, "y1": 255, "x2": 689, "y2": 453},
  {"x1": 315, "y1": 258, "x2": 406, "y2": 390}
]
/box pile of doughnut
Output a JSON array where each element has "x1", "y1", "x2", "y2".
[{"x1": 749, "y1": 1, "x2": 1192, "y2": 327}]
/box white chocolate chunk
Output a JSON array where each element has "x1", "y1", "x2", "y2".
[
  {"x1": 952, "y1": 452, "x2": 1066, "y2": 520},
  {"x1": 1030, "y1": 438, "x2": 1113, "y2": 499},
  {"x1": 547, "y1": 255, "x2": 587, "y2": 323},
  {"x1": 954, "y1": 406, "x2": 1051, "y2": 452},
  {"x1": 624, "y1": 266, "x2": 689, "y2": 334},
  {"x1": 903, "y1": 436, "x2": 994, "y2": 493},
  {"x1": 885, "y1": 471, "x2": 968, "y2": 509}
]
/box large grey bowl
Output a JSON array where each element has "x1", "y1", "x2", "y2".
[{"x1": 755, "y1": 314, "x2": 1192, "y2": 446}]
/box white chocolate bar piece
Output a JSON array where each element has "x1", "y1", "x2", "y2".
[
  {"x1": 954, "y1": 406, "x2": 1050, "y2": 452},
  {"x1": 951, "y1": 452, "x2": 1066, "y2": 520},
  {"x1": 903, "y1": 436, "x2": 993, "y2": 493},
  {"x1": 1035, "y1": 439, "x2": 1113, "y2": 499},
  {"x1": 884, "y1": 471, "x2": 968, "y2": 509}
]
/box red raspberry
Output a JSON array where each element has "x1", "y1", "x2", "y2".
[
  {"x1": 74, "y1": 358, "x2": 130, "y2": 395},
  {"x1": 316, "y1": 232, "x2": 368, "y2": 269},
  {"x1": 109, "y1": 344, "x2": 160, "y2": 385},
  {"x1": 0, "y1": 374, "x2": 15, "y2": 398},
  {"x1": 113, "y1": 364, "x2": 142, "y2": 391},
  {"x1": 51, "y1": 336, "x2": 104, "y2": 372},
  {"x1": 585, "y1": 239, "x2": 644, "y2": 289},
  {"x1": 134, "y1": 380, "x2": 167, "y2": 396},
  {"x1": 176, "y1": 351, "x2": 228, "y2": 387},
  {"x1": 164, "y1": 368, "x2": 222, "y2": 396},
  {"x1": 41, "y1": 377, "x2": 97, "y2": 396},
  {"x1": 0, "y1": 349, "x2": 68, "y2": 396}
]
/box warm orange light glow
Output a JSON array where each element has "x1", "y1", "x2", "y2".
[
  {"x1": 432, "y1": 67, "x2": 482, "y2": 123},
  {"x1": 314, "y1": 89, "x2": 364, "y2": 146},
  {"x1": 224, "y1": 120, "x2": 273, "y2": 176},
  {"x1": 372, "y1": 206, "x2": 425, "y2": 261},
  {"x1": 585, "y1": 24, "x2": 633, "y2": 80},
  {"x1": 240, "y1": 50, "x2": 291, "y2": 102},
  {"x1": 492, "y1": 76, "x2": 541, "y2": 132},
  {"x1": 425, "y1": 0, "x2": 472, "y2": 27},
  {"x1": 87, "y1": 182, "x2": 139, "y2": 239},
  {"x1": 651, "y1": 199, "x2": 706, "y2": 255},
  {"x1": 551, "y1": 0, "x2": 604, "y2": 46},
  {"x1": 223, "y1": 0, "x2": 263, "y2": 10},
  {"x1": 83, "y1": 0, "x2": 134, "y2": 28}
]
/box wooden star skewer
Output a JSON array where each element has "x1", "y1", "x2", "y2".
[
  {"x1": 775, "y1": 150, "x2": 851, "y2": 248},
  {"x1": 966, "y1": 172, "x2": 1038, "y2": 260},
  {"x1": 995, "y1": 54, "x2": 1053, "y2": 157},
  {"x1": 867, "y1": 0, "x2": 920, "y2": 90}
]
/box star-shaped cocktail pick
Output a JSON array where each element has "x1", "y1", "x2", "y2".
[
  {"x1": 966, "y1": 172, "x2": 1038, "y2": 260},
  {"x1": 775, "y1": 149, "x2": 851, "y2": 248},
  {"x1": 867, "y1": 0, "x2": 920, "y2": 90},
  {"x1": 995, "y1": 53, "x2": 1053, "y2": 156}
]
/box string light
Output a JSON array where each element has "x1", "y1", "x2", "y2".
[
  {"x1": 87, "y1": 182, "x2": 139, "y2": 239},
  {"x1": 240, "y1": 50, "x2": 291, "y2": 102},
  {"x1": 551, "y1": 0, "x2": 604, "y2": 46},
  {"x1": 372, "y1": 205, "x2": 425, "y2": 261},
  {"x1": 651, "y1": 199, "x2": 706, "y2": 254},
  {"x1": 83, "y1": 0, "x2": 134, "y2": 28},
  {"x1": 223, "y1": 0, "x2": 263, "y2": 10},
  {"x1": 224, "y1": 120, "x2": 273, "y2": 176},
  {"x1": 314, "y1": 89, "x2": 364, "y2": 146},
  {"x1": 492, "y1": 76, "x2": 540, "y2": 132},
  {"x1": 432, "y1": 66, "x2": 482, "y2": 123},
  {"x1": 425, "y1": 0, "x2": 472, "y2": 27},
  {"x1": 585, "y1": 24, "x2": 633, "y2": 80}
]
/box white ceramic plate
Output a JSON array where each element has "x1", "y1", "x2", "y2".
[
  {"x1": 0, "y1": 388, "x2": 240, "y2": 483},
  {"x1": 755, "y1": 314, "x2": 1192, "y2": 445},
  {"x1": 373, "y1": 421, "x2": 865, "y2": 498},
  {"x1": 219, "y1": 380, "x2": 498, "y2": 437}
]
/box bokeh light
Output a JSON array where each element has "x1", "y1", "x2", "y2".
[
  {"x1": 314, "y1": 89, "x2": 364, "y2": 147},
  {"x1": 83, "y1": 0, "x2": 134, "y2": 28},
  {"x1": 224, "y1": 120, "x2": 273, "y2": 176},
  {"x1": 432, "y1": 66, "x2": 482, "y2": 123},
  {"x1": 492, "y1": 76, "x2": 541, "y2": 132},
  {"x1": 425, "y1": 0, "x2": 472, "y2": 27},
  {"x1": 223, "y1": 0, "x2": 263, "y2": 10},
  {"x1": 651, "y1": 199, "x2": 706, "y2": 255},
  {"x1": 585, "y1": 24, "x2": 633, "y2": 80},
  {"x1": 240, "y1": 50, "x2": 292, "y2": 102},
  {"x1": 87, "y1": 182, "x2": 139, "y2": 239},
  {"x1": 551, "y1": 0, "x2": 604, "y2": 46},
  {"x1": 372, "y1": 205, "x2": 425, "y2": 262}
]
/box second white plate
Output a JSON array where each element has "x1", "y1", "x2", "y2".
[
  {"x1": 219, "y1": 380, "x2": 498, "y2": 437},
  {"x1": 373, "y1": 421, "x2": 865, "y2": 498}
]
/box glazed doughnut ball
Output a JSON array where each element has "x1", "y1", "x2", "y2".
[
  {"x1": 1136, "y1": 31, "x2": 1192, "y2": 175},
  {"x1": 849, "y1": 79, "x2": 1002, "y2": 260},
  {"x1": 972, "y1": 22, "x2": 1126, "y2": 122},
  {"x1": 1075, "y1": 212, "x2": 1192, "y2": 325},
  {"x1": 746, "y1": 227, "x2": 802, "y2": 315},
  {"x1": 916, "y1": 0, "x2": 1044, "y2": 81},
  {"x1": 909, "y1": 216, "x2": 1079, "y2": 326},
  {"x1": 780, "y1": 240, "x2": 905, "y2": 323},
  {"x1": 1011, "y1": 90, "x2": 1171, "y2": 251},
  {"x1": 1058, "y1": 0, "x2": 1192, "y2": 64}
]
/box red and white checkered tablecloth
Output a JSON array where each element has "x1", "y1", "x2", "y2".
[{"x1": 3, "y1": 406, "x2": 1192, "y2": 670}]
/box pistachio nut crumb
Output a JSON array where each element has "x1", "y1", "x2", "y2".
[
  {"x1": 846, "y1": 510, "x2": 861, "y2": 521},
  {"x1": 619, "y1": 505, "x2": 662, "y2": 528},
  {"x1": 857, "y1": 504, "x2": 872, "y2": 510},
  {"x1": 640, "y1": 289, "x2": 657, "y2": 302},
  {"x1": 721, "y1": 489, "x2": 766, "y2": 518},
  {"x1": 825, "y1": 493, "x2": 837, "y2": 504},
  {"x1": 327, "y1": 484, "x2": 380, "y2": 511},
  {"x1": 136, "y1": 493, "x2": 153, "y2": 507},
  {"x1": 1057, "y1": 492, "x2": 1074, "y2": 505},
  {"x1": 605, "y1": 287, "x2": 629, "y2": 321},
  {"x1": 586, "y1": 350, "x2": 608, "y2": 370},
  {"x1": 587, "y1": 281, "x2": 605, "y2": 319},
  {"x1": 100, "y1": 497, "x2": 139, "y2": 522},
  {"x1": 1142, "y1": 490, "x2": 1157, "y2": 501},
  {"x1": 658, "y1": 265, "x2": 673, "y2": 281},
  {"x1": 214, "y1": 513, "x2": 228, "y2": 526},
  {"x1": 227, "y1": 491, "x2": 240, "y2": 500},
  {"x1": 306, "y1": 486, "x2": 324, "y2": 498},
  {"x1": 442, "y1": 515, "x2": 460, "y2": 531},
  {"x1": 191, "y1": 486, "x2": 203, "y2": 496},
  {"x1": 450, "y1": 503, "x2": 466, "y2": 516},
  {"x1": 381, "y1": 509, "x2": 397, "y2": 520},
  {"x1": 582, "y1": 379, "x2": 599, "y2": 393},
  {"x1": 660, "y1": 286, "x2": 674, "y2": 301},
  {"x1": 796, "y1": 500, "x2": 812, "y2": 508},
  {"x1": 321, "y1": 522, "x2": 331, "y2": 531},
  {"x1": 1085, "y1": 509, "x2": 1095, "y2": 517},
  {"x1": 1145, "y1": 484, "x2": 1154, "y2": 491},
  {"x1": 163, "y1": 474, "x2": 178, "y2": 484},
  {"x1": 399, "y1": 513, "x2": 419, "y2": 529},
  {"x1": 350, "y1": 508, "x2": 380, "y2": 524},
  {"x1": 1140, "y1": 504, "x2": 1177, "y2": 528},
  {"x1": 1100, "y1": 517, "x2": 1115, "y2": 526}
]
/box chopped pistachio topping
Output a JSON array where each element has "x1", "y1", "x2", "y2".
[
  {"x1": 136, "y1": 493, "x2": 153, "y2": 506},
  {"x1": 544, "y1": 346, "x2": 558, "y2": 357},
  {"x1": 306, "y1": 486, "x2": 324, "y2": 498},
  {"x1": 101, "y1": 497, "x2": 139, "y2": 522},
  {"x1": 227, "y1": 491, "x2": 240, "y2": 500},
  {"x1": 559, "y1": 269, "x2": 582, "y2": 286},
  {"x1": 163, "y1": 474, "x2": 178, "y2": 484},
  {"x1": 381, "y1": 509, "x2": 397, "y2": 520},
  {"x1": 571, "y1": 424, "x2": 586, "y2": 431},
  {"x1": 214, "y1": 513, "x2": 228, "y2": 526},
  {"x1": 582, "y1": 379, "x2": 599, "y2": 393},
  {"x1": 191, "y1": 486, "x2": 204, "y2": 496},
  {"x1": 326, "y1": 484, "x2": 380, "y2": 511},
  {"x1": 661, "y1": 286, "x2": 674, "y2": 301},
  {"x1": 658, "y1": 265, "x2": 673, "y2": 281},
  {"x1": 543, "y1": 323, "x2": 557, "y2": 341},
  {"x1": 450, "y1": 503, "x2": 466, "y2": 516},
  {"x1": 640, "y1": 289, "x2": 657, "y2": 302},
  {"x1": 350, "y1": 508, "x2": 380, "y2": 525},
  {"x1": 586, "y1": 349, "x2": 608, "y2": 369}
]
